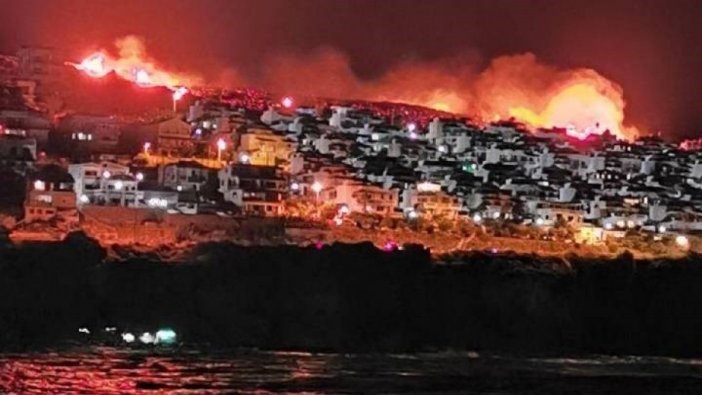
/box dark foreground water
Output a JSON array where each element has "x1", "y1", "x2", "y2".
[{"x1": 2, "y1": 347, "x2": 702, "y2": 394}]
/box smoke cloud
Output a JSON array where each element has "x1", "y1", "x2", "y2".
[{"x1": 254, "y1": 49, "x2": 638, "y2": 139}]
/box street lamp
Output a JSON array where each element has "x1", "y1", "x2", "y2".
[
  {"x1": 143, "y1": 142, "x2": 151, "y2": 155},
  {"x1": 172, "y1": 87, "x2": 188, "y2": 113},
  {"x1": 135, "y1": 172, "x2": 144, "y2": 207},
  {"x1": 311, "y1": 181, "x2": 323, "y2": 219},
  {"x1": 311, "y1": 181, "x2": 323, "y2": 198},
  {"x1": 217, "y1": 138, "x2": 226, "y2": 162}
]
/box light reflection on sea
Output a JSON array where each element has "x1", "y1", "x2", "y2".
[{"x1": 2, "y1": 347, "x2": 702, "y2": 393}]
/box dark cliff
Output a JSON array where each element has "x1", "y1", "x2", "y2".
[{"x1": 1, "y1": 232, "x2": 701, "y2": 356}]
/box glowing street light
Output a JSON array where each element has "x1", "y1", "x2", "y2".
[
  {"x1": 114, "y1": 180, "x2": 123, "y2": 191},
  {"x1": 172, "y1": 87, "x2": 188, "y2": 112},
  {"x1": 136, "y1": 172, "x2": 144, "y2": 182},
  {"x1": 311, "y1": 181, "x2": 323, "y2": 218},
  {"x1": 217, "y1": 138, "x2": 227, "y2": 161},
  {"x1": 239, "y1": 152, "x2": 250, "y2": 164},
  {"x1": 143, "y1": 142, "x2": 151, "y2": 155},
  {"x1": 311, "y1": 181, "x2": 323, "y2": 196},
  {"x1": 102, "y1": 170, "x2": 111, "y2": 179},
  {"x1": 675, "y1": 235, "x2": 690, "y2": 249}
]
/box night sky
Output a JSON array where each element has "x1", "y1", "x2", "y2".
[{"x1": 0, "y1": 0, "x2": 701, "y2": 138}]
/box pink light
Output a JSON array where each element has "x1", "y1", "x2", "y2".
[
  {"x1": 281, "y1": 96, "x2": 294, "y2": 109},
  {"x1": 383, "y1": 241, "x2": 399, "y2": 252}
]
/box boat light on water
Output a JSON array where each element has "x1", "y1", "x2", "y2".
[
  {"x1": 139, "y1": 332, "x2": 155, "y2": 344},
  {"x1": 155, "y1": 328, "x2": 177, "y2": 345}
]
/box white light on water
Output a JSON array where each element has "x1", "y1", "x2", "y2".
[
  {"x1": 155, "y1": 328, "x2": 177, "y2": 345},
  {"x1": 139, "y1": 332, "x2": 155, "y2": 344}
]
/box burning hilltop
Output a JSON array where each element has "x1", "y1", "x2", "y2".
[
  {"x1": 65, "y1": 36, "x2": 639, "y2": 140},
  {"x1": 68, "y1": 36, "x2": 202, "y2": 90}
]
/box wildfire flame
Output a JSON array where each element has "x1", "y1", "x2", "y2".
[
  {"x1": 69, "y1": 39, "x2": 639, "y2": 141},
  {"x1": 258, "y1": 51, "x2": 639, "y2": 140},
  {"x1": 68, "y1": 35, "x2": 201, "y2": 93},
  {"x1": 507, "y1": 80, "x2": 637, "y2": 140},
  {"x1": 134, "y1": 68, "x2": 152, "y2": 86},
  {"x1": 75, "y1": 53, "x2": 109, "y2": 78}
]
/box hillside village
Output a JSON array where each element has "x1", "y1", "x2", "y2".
[{"x1": 1, "y1": 47, "x2": 700, "y2": 257}]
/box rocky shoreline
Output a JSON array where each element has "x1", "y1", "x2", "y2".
[{"x1": 1, "y1": 232, "x2": 702, "y2": 355}]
